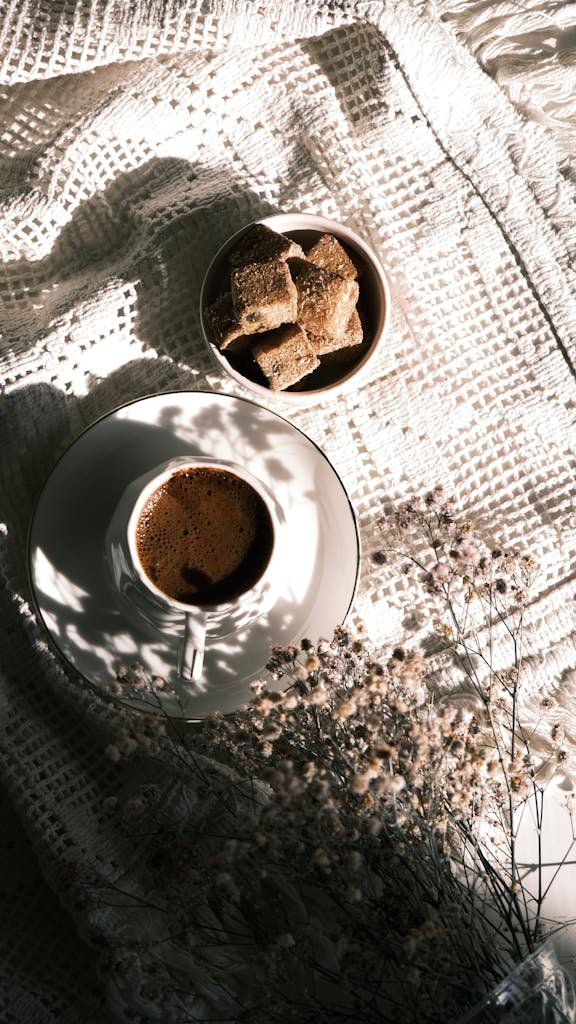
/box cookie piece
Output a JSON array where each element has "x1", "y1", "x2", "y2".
[
  {"x1": 229, "y1": 223, "x2": 304, "y2": 267},
  {"x1": 288, "y1": 257, "x2": 359, "y2": 338},
  {"x1": 231, "y1": 259, "x2": 298, "y2": 334},
  {"x1": 306, "y1": 233, "x2": 359, "y2": 281},
  {"x1": 203, "y1": 292, "x2": 245, "y2": 350},
  {"x1": 252, "y1": 324, "x2": 320, "y2": 391}
]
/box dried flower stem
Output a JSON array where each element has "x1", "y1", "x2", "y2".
[{"x1": 89, "y1": 489, "x2": 576, "y2": 1022}]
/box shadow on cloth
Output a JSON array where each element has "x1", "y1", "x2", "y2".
[
  {"x1": 0, "y1": 157, "x2": 280, "y2": 372},
  {"x1": 0, "y1": 782, "x2": 113, "y2": 1022},
  {"x1": 132, "y1": 172, "x2": 281, "y2": 367}
]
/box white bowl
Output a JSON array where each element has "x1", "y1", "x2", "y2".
[{"x1": 199, "y1": 212, "x2": 390, "y2": 405}]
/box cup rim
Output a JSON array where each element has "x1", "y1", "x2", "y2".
[
  {"x1": 126, "y1": 456, "x2": 280, "y2": 615},
  {"x1": 199, "y1": 211, "x2": 390, "y2": 404}
]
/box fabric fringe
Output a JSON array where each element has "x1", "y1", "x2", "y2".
[{"x1": 436, "y1": 0, "x2": 576, "y2": 170}]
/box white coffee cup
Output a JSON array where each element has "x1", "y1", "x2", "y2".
[{"x1": 106, "y1": 456, "x2": 284, "y2": 682}]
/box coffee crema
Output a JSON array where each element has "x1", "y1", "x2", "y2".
[{"x1": 135, "y1": 467, "x2": 274, "y2": 606}]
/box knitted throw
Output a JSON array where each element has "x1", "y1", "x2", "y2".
[{"x1": 1, "y1": 1, "x2": 576, "y2": 1019}]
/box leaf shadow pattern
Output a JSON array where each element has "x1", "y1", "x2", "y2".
[{"x1": 1, "y1": 374, "x2": 356, "y2": 721}]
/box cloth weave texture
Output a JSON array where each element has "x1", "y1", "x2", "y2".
[{"x1": 1, "y1": 0, "x2": 576, "y2": 1019}]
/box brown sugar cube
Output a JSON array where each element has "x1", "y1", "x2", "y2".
[
  {"x1": 229, "y1": 223, "x2": 304, "y2": 267},
  {"x1": 306, "y1": 233, "x2": 359, "y2": 281},
  {"x1": 288, "y1": 257, "x2": 359, "y2": 338},
  {"x1": 231, "y1": 259, "x2": 298, "y2": 334},
  {"x1": 252, "y1": 324, "x2": 320, "y2": 391},
  {"x1": 321, "y1": 308, "x2": 369, "y2": 365},
  {"x1": 203, "y1": 292, "x2": 244, "y2": 350},
  {"x1": 307, "y1": 308, "x2": 363, "y2": 356}
]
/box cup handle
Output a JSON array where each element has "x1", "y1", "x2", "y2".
[{"x1": 178, "y1": 611, "x2": 206, "y2": 682}]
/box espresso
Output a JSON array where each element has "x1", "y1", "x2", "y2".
[{"x1": 135, "y1": 467, "x2": 274, "y2": 606}]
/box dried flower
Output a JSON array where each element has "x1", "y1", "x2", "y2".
[{"x1": 94, "y1": 488, "x2": 572, "y2": 1024}]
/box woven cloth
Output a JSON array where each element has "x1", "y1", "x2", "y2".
[{"x1": 1, "y1": 0, "x2": 576, "y2": 1019}]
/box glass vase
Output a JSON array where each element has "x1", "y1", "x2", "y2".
[{"x1": 457, "y1": 941, "x2": 576, "y2": 1023}]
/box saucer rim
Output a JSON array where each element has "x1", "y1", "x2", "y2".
[{"x1": 27, "y1": 388, "x2": 361, "y2": 721}]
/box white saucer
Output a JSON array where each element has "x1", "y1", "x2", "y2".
[{"x1": 28, "y1": 391, "x2": 360, "y2": 719}]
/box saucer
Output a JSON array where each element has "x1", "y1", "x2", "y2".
[{"x1": 28, "y1": 391, "x2": 360, "y2": 719}]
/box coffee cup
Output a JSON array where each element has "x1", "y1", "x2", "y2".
[{"x1": 106, "y1": 456, "x2": 284, "y2": 682}]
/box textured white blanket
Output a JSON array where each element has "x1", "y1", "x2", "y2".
[{"x1": 1, "y1": 1, "x2": 576, "y2": 1019}]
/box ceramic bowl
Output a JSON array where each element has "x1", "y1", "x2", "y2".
[{"x1": 199, "y1": 212, "x2": 390, "y2": 405}]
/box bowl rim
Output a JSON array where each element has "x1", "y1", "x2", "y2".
[{"x1": 199, "y1": 211, "x2": 391, "y2": 404}]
